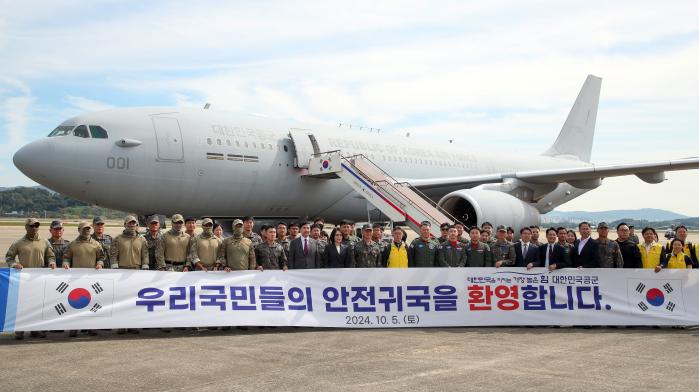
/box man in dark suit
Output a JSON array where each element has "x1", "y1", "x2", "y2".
[
  {"x1": 514, "y1": 227, "x2": 539, "y2": 269},
  {"x1": 288, "y1": 222, "x2": 321, "y2": 269},
  {"x1": 572, "y1": 221, "x2": 601, "y2": 268},
  {"x1": 538, "y1": 227, "x2": 567, "y2": 270}
]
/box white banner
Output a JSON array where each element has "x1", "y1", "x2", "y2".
[{"x1": 1, "y1": 267, "x2": 698, "y2": 331}]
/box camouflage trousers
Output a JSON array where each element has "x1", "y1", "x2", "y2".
[{"x1": 166, "y1": 262, "x2": 188, "y2": 272}]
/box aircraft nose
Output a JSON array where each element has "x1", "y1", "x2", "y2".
[{"x1": 13, "y1": 139, "x2": 51, "y2": 181}]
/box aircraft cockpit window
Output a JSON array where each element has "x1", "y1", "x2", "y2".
[
  {"x1": 89, "y1": 125, "x2": 109, "y2": 139},
  {"x1": 73, "y1": 125, "x2": 89, "y2": 138},
  {"x1": 48, "y1": 125, "x2": 74, "y2": 137}
]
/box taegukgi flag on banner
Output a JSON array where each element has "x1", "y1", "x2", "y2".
[{"x1": 1, "y1": 268, "x2": 698, "y2": 331}]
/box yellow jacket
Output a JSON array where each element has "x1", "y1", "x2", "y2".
[
  {"x1": 387, "y1": 242, "x2": 408, "y2": 268},
  {"x1": 663, "y1": 252, "x2": 693, "y2": 269},
  {"x1": 638, "y1": 242, "x2": 664, "y2": 269}
]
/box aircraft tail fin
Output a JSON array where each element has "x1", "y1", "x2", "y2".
[{"x1": 542, "y1": 75, "x2": 602, "y2": 162}]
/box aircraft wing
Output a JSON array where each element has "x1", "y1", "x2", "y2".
[{"x1": 407, "y1": 157, "x2": 699, "y2": 192}]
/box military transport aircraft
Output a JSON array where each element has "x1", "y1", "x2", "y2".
[{"x1": 13, "y1": 75, "x2": 699, "y2": 236}]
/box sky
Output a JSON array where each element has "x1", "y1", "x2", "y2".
[{"x1": 1, "y1": 1, "x2": 698, "y2": 215}]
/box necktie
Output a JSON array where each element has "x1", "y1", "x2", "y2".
[
  {"x1": 546, "y1": 245, "x2": 552, "y2": 268},
  {"x1": 303, "y1": 238, "x2": 308, "y2": 256},
  {"x1": 523, "y1": 244, "x2": 528, "y2": 258}
]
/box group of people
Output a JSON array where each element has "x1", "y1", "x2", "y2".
[{"x1": 5, "y1": 215, "x2": 695, "y2": 338}]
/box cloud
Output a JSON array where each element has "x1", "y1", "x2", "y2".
[{"x1": 66, "y1": 96, "x2": 114, "y2": 112}]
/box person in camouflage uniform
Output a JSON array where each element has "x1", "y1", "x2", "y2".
[
  {"x1": 353, "y1": 225, "x2": 383, "y2": 268},
  {"x1": 144, "y1": 215, "x2": 164, "y2": 270},
  {"x1": 340, "y1": 220, "x2": 359, "y2": 246},
  {"x1": 188, "y1": 218, "x2": 223, "y2": 271},
  {"x1": 464, "y1": 226, "x2": 493, "y2": 267},
  {"x1": 437, "y1": 226, "x2": 467, "y2": 267},
  {"x1": 91, "y1": 216, "x2": 113, "y2": 258},
  {"x1": 408, "y1": 221, "x2": 439, "y2": 267},
  {"x1": 47, "y1": 220, "x2": 70, "y2": 268},
  {"x1": 218, "y1": 219, "x2": 257, "y2": 271},
  {"x1": 596, "y1": 222, "x2": 623, "y2": 268},
  {"x1": 491, "y1": 225, "x2": 516, "y2": 267},
  {"x1": 6, "y1": 218, "x2": 56, "y2": 269},
  {"x1": 371, "y1": 223, "x2": 388, "y2": 253},
  {"x1": 156, "y1": 214, "x2": 191, "y2": 271},
  {"x1": 276, "y1": 222, "x2": 291, "y2": 254},
  {"x1": 109, "y1": 215, "x2": 149, "y2": 270},
  {"x1": 242, "y1": 216, "x2": 262, "y2": 248},
  {"x1": 256, "y1": 225, "x2": 287, "y2": 270},
  {"x1": 5, "y1": 218, "x2": 54, "y2": 339},
  {"x1": 63, "y1": 221, "x2": 105, "y2": 269}
]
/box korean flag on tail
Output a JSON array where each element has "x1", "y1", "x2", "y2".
[
  {"x1": 42, "y1": 278, "x2": 114, "y2": 319},
  {"x1": 626, "y1": 279, "x2": 685, "y2": 316}
]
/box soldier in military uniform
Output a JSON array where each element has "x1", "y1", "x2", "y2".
[
  {"x1": 340, "y1": 220, "x2": 359, "y2": 246},
  {"x1": 437, "y1": 226, "x2": 467, "y2": 267},
  {"x1": 353, "y1": 225, "x2": 383, "y2": 268},
  {"x1": 287, "y1": 222, "x2": 300, "y2": 241},
  {"x1": 109, "y1": 215, "x2": 149, "y2": 270},
  {"x1": 63, "y1": 221, "x2": 105, "y2": 269},
  {"x1": 256, "y1": 225, "x2": 287, "y2": 270},
  {"x1": 491, "y1": 225, "x2": 516, "y2": 267},
  {"x1": 62, "y1": 221, "x2": 103, "y2": 337},
  {"x1": 241, "y1": 216, "x2": 262, "y2": 248},
  {"x1": 556, "y1": 226, "x2": 573, "y2": 267},
  {"x1": 596, "y1": 222, "x2": 623, "y2": 268},
  {"x1": 438, "y1": 222, "x2": 450, "y2": 243},
  {"x1": 276, "y1": 222, "x2": 290, "y2": 254},
  {"x1": 91, "y1": 216, "x2": 113, "y2": 258},
  {"x1": 6, "y1": 218, "x2": 55, "y2": 339},
  {"x1": 184, "y1": 217, "x2": 197, "y2": 237},
  {"x1": 218, "y1": 219, "x2": 257, "y2": 271},
  {"x1": 188, "y1": 218, "x2": 223, "y2": 271},
  {"x1": 408, "y1": 221, "x2": 439, "y2": 267},
  {"x1": 454, "y1": 222, "x2": 467, "y2": 244},
  {"x1": 372, "y1": 223, "x2": 388, "y2": 253},
  {"x1": 48, "y1": 220, "x2": 70, "y2": 268},
  {"x1": 144, "y1": 215, "x2": 164, "y2": 270},
  {"x1": 6, "y1": 218, "x2": 56, "y2": 269},
  {"x1": 156, "y1": 214, "x2": 191, "y2": 272},
  {"x1": 464, "y1": 226, "x2": 493, "y2": 267}
]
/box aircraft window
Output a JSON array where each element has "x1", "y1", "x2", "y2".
[
  {"x1": 207, "y1": 138, "x2": 212, "y2": 145},
  {"x1": 89, "y1": 125, "x2": 108, "y2": 139},
  {"x1": 48, "y1": 125, "x2": 74, "y2": 137},
  {"x1": 216, "y1": 139, "x2": 222, "y2": 145},
  {"x1": 283, "y1": 145, "x2": 288, "y2": 152},
  {"x1": 73, "y1": 125, "x2": 89, "y2": 138},
  {"x1": 261, "y1": 143, "x2": 265, "y2": 150},
  {"x1": 236, "y1": 140, "x2": 240, "y2": 147},
  {"x1": 244, "y1": 141, "x2": 249, "y2": 148},
  {"x1": 226, "y1": 139, "x2": 231, "y2": 146},
  {"x1": 253, "y1": 142, "x2": 257, "y2": 149}
]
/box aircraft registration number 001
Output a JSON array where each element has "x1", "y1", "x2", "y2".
[{"x1": 106, "y1": 157, "x2": 130, "y2": 170}]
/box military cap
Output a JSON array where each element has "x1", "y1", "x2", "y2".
[
  {"x1": 340, "y1": 219, "x2": 354, "y2": 225},
  {"x1": 598, "y1": 222, "x2": 609, "y2": 229},
  {"x1": 496, "y1": 225, "x2": 507, "y2": 232},
  {"x1": 124, "y1": 215, "x2": 138, "y2": 225},
  {"x1": 50, "y1": 220, "x2": 63, "y2": 229},
  {"x1": 362, "y1": 224, "x2": 373, "y2": 231},
  {"x1": 147, "y1": 215, "x2": 160, "y2": 224},
  {"x1": 92, "y1": 216, "x2": 105, "y2": 225},
  {"x1": 171, "y1": 214, "x2": 184, "y2": 223},
  {"x1": 420, "y1": 220, "x2": 431, "y2": 227},
  {"x1": 232, "y1": 219, "x2": 244, "y2": 227},
  {"x1": 25, "y1": 218, "x2": 40, "y2": 226},
  {"x1": 201, "y1": 218, "x2": 214, "y2": 227},
  {"x1": 78, "y1": 221, "x2": 93, "y2": 231}
]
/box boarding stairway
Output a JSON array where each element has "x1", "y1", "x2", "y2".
[{"x1": 306, "y1": 151, "x2": 457, "y2": 237}]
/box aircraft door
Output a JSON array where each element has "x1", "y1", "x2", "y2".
[
  {"x1": 288, "y1": 128, "x2": 320, "y2": 168},
  {"x1": 151, "y1": 116, "x2": 184, "y2": 162}
]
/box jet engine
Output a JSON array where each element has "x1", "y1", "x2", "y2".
[{"x1": 438, "y1": 189, "x2": 541, "y2": 231}]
